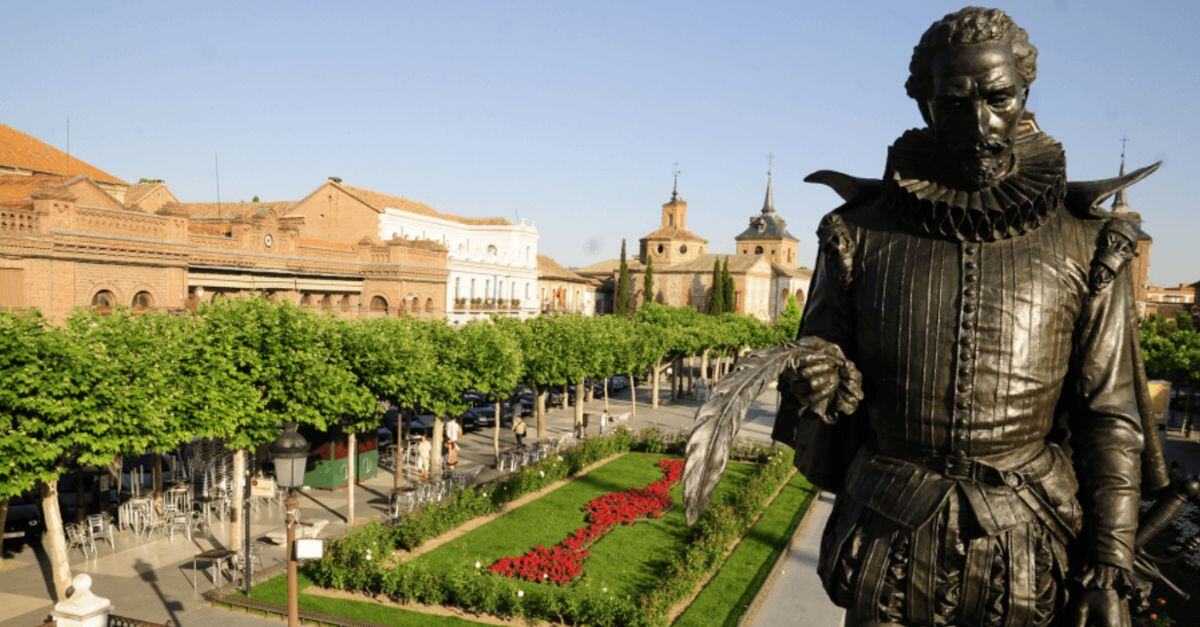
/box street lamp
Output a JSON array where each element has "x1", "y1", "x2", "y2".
[{"x1": 270, "y1": 421, "x2": 309, "y2": 627}]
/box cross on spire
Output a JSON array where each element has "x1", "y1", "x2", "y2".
[
  {"x1": 762, "y1": 153, "x2": 775, "y2": 214},
  {"x1": 767, "y1": 152, "x2": 774, "y2": 177}
]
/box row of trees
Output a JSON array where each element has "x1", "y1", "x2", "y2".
[{"x1": 0, "y1": 295, "x2": 802, "y2": 599}]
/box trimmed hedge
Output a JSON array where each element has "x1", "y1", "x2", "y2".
[{"x1": 303, "y1": 427, "x2": 794, "y2": 626}]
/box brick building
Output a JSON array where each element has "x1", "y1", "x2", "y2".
[{"x1": 0, "y1": 126, "x2": 449, "y2": 321}]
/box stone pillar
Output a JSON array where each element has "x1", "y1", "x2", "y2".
[{"x1": 52, "y1": 574, "x2": 110, "y2": 627}]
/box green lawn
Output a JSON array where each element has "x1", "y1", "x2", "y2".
[
  {"x1": 411, "y1": 452, "x2": 757, "y2": 599},
  {"x1": 673, "y1": 473, "x2": 816, "y2": 627},
  {"x1": 250, "y1": 571, "x2": 486, "y2": 626}
]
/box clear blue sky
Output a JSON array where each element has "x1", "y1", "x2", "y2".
[{"x1": 2, "y1": 1, "x2": 1196, "y2": 283}]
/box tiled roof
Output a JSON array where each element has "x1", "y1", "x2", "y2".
[
  {"x1": 735, "y1": 209, "x2": 798, "y2": 241},
  {"x1": 639, "y1": 226, "x2": 708, "y2": 243},
  {"x1": 336, "y1": 183, "x2": 513, "y2": 226},
  {"x1": 0, "y1": 125, "x2": 127, "y2": 186},
  {"x1": 537, "y1": 254, "x2": 592, "y2": 283},
  {"x1": 159, "y1": 201, "x2": 297, "y2": 220},
  {"x1": 575, "y1": 257, "x2": 644, "y2": 276},
  {"x1": 0, "y1": 174, "x2": 66, "y2": 206}
]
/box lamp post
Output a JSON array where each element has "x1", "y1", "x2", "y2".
[{"x1": 270, "y1": 422, "x2": 309, "y2": 627}]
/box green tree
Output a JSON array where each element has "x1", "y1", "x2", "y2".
[
  {"x1": 410, "y1": 320, "x2": 472, "y2": 480},
  {"x1": 615, "y1": 239, "x2": 632, "y2": 317},
  {"x1": 0, "y1": 311, "x2": 69, "y2": 572},
  {"x1": 339, "y1": 317, "x2": 432, "y2": 490},
  {"x1": 187, "y1": 298, "x2": 374, "y2": 545},
  {"x1": 722, "y1": 258, "x2": 736, "y2": 313},
  {"x1": 709, "y1": 259, "x2": 725, "y2": 315},
  {"x1": 458, "y1": 320, "x2": 523, "y2": 465},
  {"x1": 773, "y1": 294, "x2": 803, "y2": 343},
  {"x1": 643, "y1": 255, "x2": 655, "y2": 308},
  {"x1": 514, "y1": 316, "x2": 566, "y2": 440}
]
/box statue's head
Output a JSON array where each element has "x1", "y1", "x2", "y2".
[{"x1": 906, "y1": 7, "x2": 1038, "y2": 190}]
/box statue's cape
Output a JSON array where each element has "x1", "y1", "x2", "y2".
[{"x1": 793, "y1": 159, "x2": 1169, "y2": 495}]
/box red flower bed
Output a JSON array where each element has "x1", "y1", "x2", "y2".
[{"x1": 490, "y1": 458, "x2": 685, "y2": 585}]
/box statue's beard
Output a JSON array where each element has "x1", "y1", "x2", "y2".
[{"x1": 938, "y1": 138, "x2": 1015, "y2": 190}]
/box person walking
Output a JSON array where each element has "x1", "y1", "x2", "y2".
[
  {"x1": 599, "y1": 408, "x2": 610, "y2": 435},
  {"x1": 416, "y1": 435, "x2": 431, "y2": 480},
  {"x1": 512, "y1": 415, "x2": 527, "y2": 447}
]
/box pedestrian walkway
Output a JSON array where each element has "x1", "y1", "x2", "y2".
[
  {"x1": 748, "y1": 492, "x2": 844, "y2": 627},
  {"x1": 0, "y1": 381, "x2": 777, "y2": 626}
]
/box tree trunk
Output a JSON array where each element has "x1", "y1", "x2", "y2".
[
  {"x1": 231, "y1": 449, "x2": 245, "y2": 551},
  {"x1": 562, "y1": 384, "x2": 569, "y2": 409},
  {"x1": 574, "y1": 380, "x2": 586, "y2": 437},
  {"x1": 536, "y1": 386, "x2": 547, "y2": 440},
  {"x1": 40, "y1": 481, "x2": 71, "y2": 601},
  {"x1": 604, "y1": 378, "x2": 610, "y2": 412},
  {"x1": 394, "y1": 410, "x2": 406, "y2": 491},
  {"x1": 629, "y1": 372, "x2": 637, "y2": 418},
  {"x1": 701, "y1": 349, "x2": 710, "y2": 385},
  {"x1": 347, "y1": 432, "x2": 356, "y2": 526},
  {"x1": 672, "y1": 356, "x2": 680, "y2": 400},
  {"x1": 493, "y1": 400, "x2": 502, "y2": 467},
  {"x1": 0, "y1": 498, "x2": 8, "y2": 563},
  {"x1": 153, "y1": 454, "x2": 163, "y2": 511},
  {"x1": 652, "y1": 362, "x2": 661, "y2": 408},
  {"x1": 430, "y1": 417, "x2": 444, "y2": 481}
]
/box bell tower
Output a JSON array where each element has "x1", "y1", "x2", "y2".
[{"x1": 639, "y1": 169, "x2": 707, "y2": 265}]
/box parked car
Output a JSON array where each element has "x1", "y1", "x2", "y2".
[
  {"x1": 3, "y1": 492, "x2": 43, "y2": 547},
  {"x1": 610, "y1": 375, "x2": 631, "y2": 391}
]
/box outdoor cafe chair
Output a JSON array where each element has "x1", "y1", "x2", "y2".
[
  {"x1": 165, "y1": 511, "x2": 195, "y2": 543},
  {"x1": 66, "y1": 523, "x2": 95, "y2": 557},
  {"x1": 86, "y1": 514, "x2": 115, "y2": 551}
]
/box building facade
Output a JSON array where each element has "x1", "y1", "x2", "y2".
[
  {"x1": 580, "y1": 175, "x2": 810, "y2": 322},
  {"x1": 537, "y1": 254, "x2": 598, "y2": 315},
  {"x1": 0, "y1": 127, "x2": 450, "y2": 321},
  {"x1": 371, "y1": 186, "x2": 539, "y2": 325}
]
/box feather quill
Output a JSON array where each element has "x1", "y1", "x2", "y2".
[{"x1": 684, "y1": 343, "x2": 808, "y2": 525}]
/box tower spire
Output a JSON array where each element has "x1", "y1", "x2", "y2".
[
  {"x1": 762, "y1": 153, "x2": 775, "y2": 214},
  {"x1": 1112, "y1": 136, "x2": 1130, "y2": 212},
  {"x1": 671, "y1": 162, "x2": 681, "y2": 201}
]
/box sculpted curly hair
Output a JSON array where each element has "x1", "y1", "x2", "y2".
[{"x1": 906, "y1": 6, "x2": 1038, "y2": 102}]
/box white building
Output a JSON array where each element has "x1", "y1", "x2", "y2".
[{"x1": 378, "y1": 203, "x2": 539, "y2": 325}]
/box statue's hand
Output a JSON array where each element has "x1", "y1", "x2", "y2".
[
  {"x1": 785, "y1": 336, "x2": 863, "y2": 423},
  {"x1": 1068, "y1": 589, "x2": 1131, "y2": 627}
]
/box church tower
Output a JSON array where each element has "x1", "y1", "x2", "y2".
[
  {"x1": 639, "y1": 172, "x2": 707, "y2": 265},
  {"x1": 1110, "y1": 143, "x2": 1153, "y2": 310},
  {"x1": 735, "y1": 169, "x2": 799, "y2": 266}
]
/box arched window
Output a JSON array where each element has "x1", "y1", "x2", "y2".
[
  {"x1": 300, "y1": 293, "x2": 314, "y2": 308},
  {"x1": 91, "y1": 290, "x2": 116, "y2": 313},
  {"x1": 320, "y1": 295, "x2": 333, "y2": 311},
  {"x1": 369, "y1": 295, "x2": 388, "y2": 313},
  {"x1": 410, "y1": 296, "x2": 420, "y2": 312},
  {"x1": 340, "y1": 295, "x2": 351, "y2": 312},
  {"x1": 754, "y1": 246, "x2": 764, "y2": 254},
  {"x1": 425, "y1": 297, "x2": 434, "y2": 313},
  {"x1": 131, "y1": 291, "x2": 154, "y2": 312}
]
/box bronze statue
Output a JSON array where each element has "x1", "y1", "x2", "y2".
[{"x1": 684, "y1": 7, "x2": 1174, "y2": 626}]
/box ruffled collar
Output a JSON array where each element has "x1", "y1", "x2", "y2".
[{"x1": 883, "y1": 129, "x2": 1066, "y2": 242}]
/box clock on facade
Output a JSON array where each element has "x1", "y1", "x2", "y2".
[{"x1": 264, "y1": 234, "x2": 274, "y2": 248}]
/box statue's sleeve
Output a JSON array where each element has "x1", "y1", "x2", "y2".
[
  {"x1": 1069, "y1": 260, "x2": 1143, "y2": 573},
  {"x1": 773, "y1": 212, "x2": 863, "y2": 492},
  {"x1": 799, "y1": 213, "x2": 856, "y2": 349}
]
